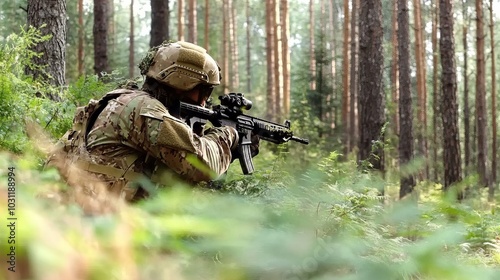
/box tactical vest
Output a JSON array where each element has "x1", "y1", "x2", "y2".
[{"x1": 50, "y1": 89, "x2": 157, "y2": 200}]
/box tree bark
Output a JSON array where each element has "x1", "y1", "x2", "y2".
[
  {"x1": 78, "y1": 0, "x2": 85, "y2": 76},
  {"x1": 413, "y1": 0, "x2": 428, "y2": 179},
  {"x1": 229, "y1": 0, "x2": 240, "y2": 91},
  {"x1": 475, "y1": 0, "x2": 488, "y2": 188},
  {"x1": 462, "y1": 0, "x2": 471, "y2": 176},
  {"x1": 150, "y1": 0, "x2": 170, "y2": 47},
  {"x1": 93, "y1": 0, "x2": 110, "y2": 76},
  {"x1": 391, "y1": 0, "x2": 399, "y2": 138},
  {"x1": 26, "y1": 0, "x2": 67, "y2": 91},
  {"x1": 440, "y1": 0, "x2": 462, "y2": 196},
  {"x1": 129, "y1": 0, "x2": 135, "y2": 78},
  {"x1": 266, "y1": 0, "x2": 276, "y2": 121},
  {"x1": 341, "y1": 0, "x2": 351, "y2": 155},
  {"x1": 398, "y1": 0, "x2": 415, "y2": 198},
  {"x1": 349, "y1": 0, "x2": 359, "y2": 152},
  {"x1": 246, "y1": 0, "x2": 251, "y2": 92},
  {"x1": 432, "y1": 0, "x2": 440, "y2": 182},
  {"x1": 281, "y1": 0, "x2": 290, "y2": 117},
  {"x1": 358, "y1": 0, "x2": 385, "y2": 174},
  {"x1": 274, "y1": 0, "x2": 283, "y2": 119},
  {"x1": 188, "y1": 0, "x2": 197, "y2": 43},
  {"x1": 178, "y1": 0, "x2": 185, "y2": 41},
  {"x1": 488, "y1": 0, "x2": 496, "y2": 200}
]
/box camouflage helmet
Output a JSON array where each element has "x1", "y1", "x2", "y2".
[{"x1": 139, "y1": 41, "x2": 221, "y2": 91}]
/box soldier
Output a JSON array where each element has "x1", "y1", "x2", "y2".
[{"x1": 49, "y1": 41, "x2": 257, "y2": 201}]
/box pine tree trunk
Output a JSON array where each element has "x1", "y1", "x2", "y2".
[
  {"x1": 150, "y1": 0, "x2": 170, "y2": 47},
  {"x1": 440, "y1": 0, "x2": 462, "y2": 195},
  {"x1": 309, "y1": 0, "x2": 316, "y2": 92},
  {"x1": 274, "y1": 0, "x2": 283, "y2": 119},
  {"x1": 93, "y1": 0, "x2": 109, "y2": 77},
  {"x1": 475, "y1": 0, "x2": 489, "y2": 188},
  {"x1": 391, "y1": 0, "x2": 399, "y2": 138},
  {"x1": 229, "y1": 0, "x2": 240, "y2": 91},
  {"x1": 178, "y1": 0, "x2": 185, "y2": 41},
  {"x1": 462, "y1": 1, "x2": 471, "y2": 176},
  {"x1": 327, "y1": 0, "x2": 338, "y2": 133},
  {"x1": 358, "y1": 0, "x2": 385, "y2": 174},
  {"x1": 26, "y1": 0, "x2": 67, "y2": 91},
  {"x1": 341, "y1": 0, "x2": 351, "y2": 154},
  {"x1": 432, "y1": 0, "x2": 440, "y2": 182},
  {"x1": 266, "y1": 0, "x2": 276, "y2": 120},
  {"x1": 129, "y1": 0, "x2": 135, "y2": 78},
  {"x1": 188, "y1": 0, "x2": 197, "y2": 43},
  {"x1": 349, "y1": 0, "x2": 359, "y2": 152},
  {"x1": 78, "y1": 0, "x2": 85, "y2": 76},
  {"x1": 245, "y1": 0, "x2": 251, "y2": 92},
  {"x1": 281, "y1": 0, "x2": 290, "y2": 117},
  {"x1": 413, "y1": 0, "x2": 428, "y2": 180},
  {"x1": 222, "y1": 0, "x2": 229, "y2": 94},
  {"x1": 398, "y1": 0, "x2": 415, "y2": 198},
  {"x1": 488, "y1": 0, "x2": 496, "y2": 200},
  {"x1": 205, "y1": 0, "x2": 209, "y2": 50}
]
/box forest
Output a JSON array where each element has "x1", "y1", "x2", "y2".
[{"x1": 1, "y1": 0, "x2": 500, "y2": 279}]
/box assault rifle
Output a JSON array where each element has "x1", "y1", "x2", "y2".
[{"x1": 180, "y1": 93, "x2": 309, "y2": 174}]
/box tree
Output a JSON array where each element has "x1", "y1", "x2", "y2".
[
  {"x1": 358, "y1": 0, "x2": 385, "y2": 173},
  {"x1": 432, "y1": 0, "x2": 440, "y2": 181},
  {"x1": 150, "y1": 0, "x2": 170, "y2": 47},
  {"x1": 462, "y1": 0, "x2": 471, "y2": 176},
  {"x1": 26, "y1": 0, "x2": 67, "y2": 91},
  {"x1": 475, "y1": 0, "x2": 488, "y2": 188},
  {"x1": 349, "y1": 0, "x2": 359, "y2": 152},
  {"x1": 205, "y1": 0, "x2": 210, "y2": 50},
  {"x1": 413, "y1": 0, "x2": 428, "y2": 179},
  {"x1": 245, "y1": 0, "x2": 251, "y2": 92},
  {"x1": 341, "y1": 0, "x2": 350, "y2": 155},
  {"x1": 274, "y1": 0, "x2": 283, "y2": 119},
  {"x1": 488, "y1": 0, "x2": 496, "y2": 200},
  {"x1": 129, "y1": 0, "x2": 135, "y2": 78},
  {"x1": 78, "y1": 0, "x2": 85, "y2": 76},
  {"x1": 229, "y1": 0, "x2": 240, "y2": 91},
  {"x1": 391, "y1": 0, "x2": 399, "y2": 138},
  {"x1": 439, "y1": 0, "x2": 462, "y2": 195},
  {"x1": 281, "y1": 0, "x2": 291, "y2": 117},
  {"x1": 188, "y1": 0, "x2": 197, "y2": 43},
  {"x1": 93, "y1": 0, "x2": 110, "y2": 76},
  {"x1": 178, "y1": 0, "x2": 185, "y2": 41},
  {"x1": 398, "y1": 0, "x2": 415, "y2": 198},
  {"x1": 265, "y1": 0, "x2": 276, "y2": 120}
]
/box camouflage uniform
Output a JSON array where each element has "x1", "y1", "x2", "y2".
[{"x1": 53, "y1": 87, "x2": 238, "y2": 201}]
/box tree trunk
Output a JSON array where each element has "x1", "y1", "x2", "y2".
[
  {"x1": 129, "y1": 0, "x2": 135, "y2": 78},
  {"x1": 349, "y1": 0, "x2": 359, "y2": 152},
  {"x1": 432, "y1": 0, "x2": 440, "y2": 182},
  {"x1": 178, "y1": 0, "x2": 185, "y2": 41},
  {"x1": 281, "y1": 0, "x2": 290, "y2": 117},
  {"x1": 274, "y1": 0, "x2": 283, "y2": 119},
  {"x1": 222, "y1": 0, "x2": 229, "y2": 94},
  {"x1": 93, "y1": 0, "x2": 110, "y2": 76},
  {"x1": 413, "y1": 0, "x2": 428, "y2": 180},
  {"x1": 463, "y1": 0, "x2": 471, "y2": 176},
  {"x1": 150, "y1": 0, "x2": 170, "y2": 47},
  {"x1": 309, "y1": 0, "x2": 316, "y2": 92},
  {"x1": 341, "y1": 0, "x2": 351, "y2": 155},
  {"x1": 391, "y1": 0, "x2": 399, "y2": 138},
  {"x1": 78, "y1": 0, "x2": 85, "y2": 76},
  {"x1": 188, "y1": 0, "x2": 197, "y2": 43},
  {"x1": 475, "y1": 0, "x2": 488, "y2": 188},
  {"x1": 488, "y1": 0, "x2": 496, "y2": 200},
  {"x1": 246, "y1": 0, "x2": 251, "y2": 92},
  {"x1": 266, "y1": 0, "x2": 276, "y2": 120},
  {"x1": 327, "y1": 0, "x2": 338, "y2": 133},
  {"x1": 205, "y1": 0, "x2": 209, "y2": 50},
  {"x1": 440, "y1": 0, "x2": 462, "y2": 196},
  {"x1": 26, "y1": 0, "x2": 67, "y2": 91},
  {"x1": 229, "y1": 0, "x2": 240, "y2": 91},
  {"x1": 358, "y1": 0, "x2": 385, "y2": 174},
  {"x1": 398, "y1": 0, "x2": 415, "y2": 198}
]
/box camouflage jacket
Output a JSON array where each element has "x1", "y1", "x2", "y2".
[{"x1": 54, "y1": 88, "x2": 238, "y2": 201}]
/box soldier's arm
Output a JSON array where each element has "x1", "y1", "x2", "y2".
[{"x1": 120, "y1": 96, "x2": 238, "y2": 182}]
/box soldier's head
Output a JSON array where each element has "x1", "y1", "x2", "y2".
[{"x1": 139, "y1": 41, "x2": 221, "y2": 106}]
